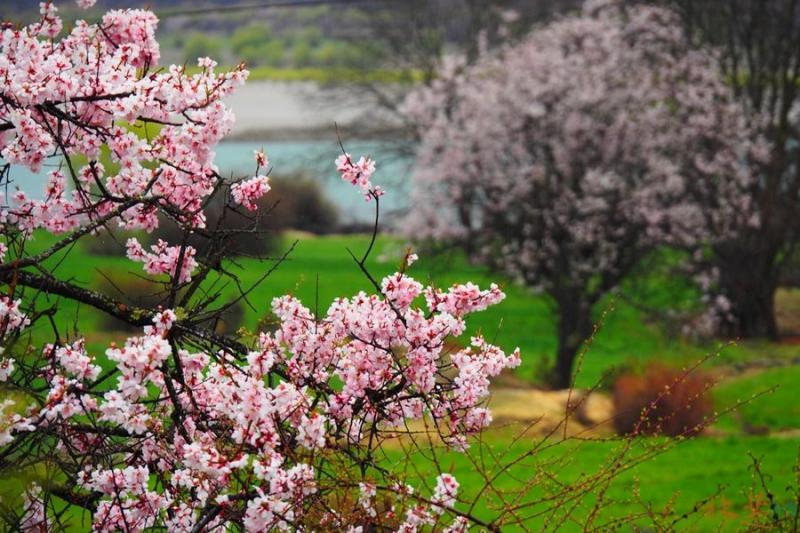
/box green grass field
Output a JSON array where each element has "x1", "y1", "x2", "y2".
[
  {"x1": 183, "y1": 64, "x2": 424, "y2": 85},
  {"x1": 8, "y1": 230, "x2": 800, "y2": 529}
]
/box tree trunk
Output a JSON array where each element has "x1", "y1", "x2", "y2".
[
  {"x1": 716, "y1": 244, "x2": 780, "y2": 340},
  {"x1": 552, "y1": 296, "x2": 594, "y2": 389}
]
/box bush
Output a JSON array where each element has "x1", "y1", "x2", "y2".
[
  {"x1": 83, "y1": 227, "x2": 133, "y2": 256},
  {"x1": 230, "y1": 24, "x2": 270, "y2": 53},
  {"x1": 182, "y1": 34, "x2": 224, "y2": 64},
  {"x1": 266, "y1": 173, "x2": 339, "y2": 235},
  {"x1": 148, "y1": 173, "x2": 338, "y2": 259},
  {"x1": 612, "y1": 363, "x2": 713, "y2": 437},
  {"x1": 93, "y1": 274, "x2": 165, "y2": 332},
  {"x1": 94, "y1": 272, "x2": 244, "y2": 334}
]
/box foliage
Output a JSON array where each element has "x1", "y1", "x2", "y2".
[
  {"x1": 612, "y1": 363, "x2": 714, "y2": 437},
  {"x1": 265, "y1": 173, "x2": 339, "y2": 235},
  {"x1": 181, "y1": 33, "x2": 224, "y2": 65},
  {"x1": 178, "y1": 21, "x2": 387, "y2": 71}
]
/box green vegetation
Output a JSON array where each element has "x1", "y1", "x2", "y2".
[
  {"x1": 383, "y1": 430, "x2": 799, "y2": 530},
  {"x1": 171, "y1": 21, "x2": 392, "y2": 79},
  {"x1": 22, "y1": 232, "x2": 799, "y2": 409},
  {"x1": 182, "y1": 63, "x2": 423, "y2": 85}
]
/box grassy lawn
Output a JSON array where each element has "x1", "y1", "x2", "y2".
[
  {"x1": 7, "y1": 230, "x2": 800, "y2": 529},
  {"x1": 23, "y1": 231, "x2": 798, "y2": 386},
  {"x1": 381, "y1": 429, "x2": 799, "y2": 530},
  {"x1": 183, "y1": 64, "x2": 424, "y2": 85}
]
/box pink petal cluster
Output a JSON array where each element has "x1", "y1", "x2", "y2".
[
  {"x1": 335, "y1": 153, "x2": 384, "y2": 200},
  {"x1": 0, "y1": 2, "x2": 248, "y2": 236},
  {"x1": 231, "y1": 175, "x2": 271, "y2": 211},
  {"x1": 432, "y1": 473, "x2": 459, "y2": 512},
  {"x1": 255, "y1": 148, "x2": 268, "y2": 168},
  {"x1": 126, "y1": 238, "x2": 198, "y2": 283},
  {"x1": 6, "y1": 267, "x2": 519, "y2": 529},
  {"x1": 5, "y1": 172, "x2": 85, "y2": 234},
  {"x1": 0, "y1": 296, "x2": 30, "y2": 335},
  {"x1": 50, "y1": 339, "x2": 101, "y2": 381}
]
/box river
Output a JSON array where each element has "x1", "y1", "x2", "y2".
[{"x1": 2, "y1": 138, "x2": 414, "y2": 224}]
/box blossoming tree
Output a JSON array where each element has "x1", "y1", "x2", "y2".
[
  {"x1": 0, "y1": 2, "x2": 520, "y2": 530},
  {"x1": 404, "y1": 0, "x2": 765, "y2": 388},
  {"x1": 663, "y1": 0, "x2": 800, "y2": 338}
]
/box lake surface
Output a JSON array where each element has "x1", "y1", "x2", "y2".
[{"x1": 2, "y1": 139, "x2": 415, "y2": 224}]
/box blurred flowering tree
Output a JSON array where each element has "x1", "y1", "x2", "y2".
[
  {"x1": 662, "y1": 0, "x2": 800, "y2": 338},
  {"x1": 0, "y1": 2, "x2": 522, "y2": 530},
  {"x1": 405, "y1": 0, "x2": 766, "y2": 388}
]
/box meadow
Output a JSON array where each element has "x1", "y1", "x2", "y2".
[{"x1": 10, "y1": 230, "x2": 799, "y2": 529}]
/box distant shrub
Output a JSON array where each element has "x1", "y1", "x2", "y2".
[
  {"x1": 149, "y1": 173, "x2": 338, "y2": 259},
  {"x1": 94, "y1": 272, "x2": 244, "y2": 334},
  {"x1": 230, "y1": 23, "x2": 272, "y2": 57},
  {"x1": 93, "y1": 274, "x2": 164, "y2": 332},
  {"x1": 266, "y1": 174, "x2": 339, "y2": 235},
  {"x1": 183, "y1": 34, "x2": 224, "y2": 64},
  {"x1": 612, "y1": 363, "x2": 713, "y2": 437},
  {"x1": 83, "y1": 227, "x2": 131, "y2": 256}
]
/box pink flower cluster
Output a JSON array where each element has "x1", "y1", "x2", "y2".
[
  {"x1": 50, "y1": 340, "x2": 101, "y2": 382},
  {"x1": 3, "y1": 267, "x2": 518, "y2": 529},
  {"x1": 78, "y1": 466, "x2": 167, "y2": 532},
  {"x1": 335, "y1": 153, "x2": 384, "y2": 200},
  {"x1": 0, "y1": 296, "x2": 29, "y2": 335},
  {"x1": 357, "y1": 474, "x2": 464, "y2": 531},
  {"x1": 126, "y1": 238, "x2": 198, "y2": 283},
  {"x1": 231, "y1": 175, "x2": 271, "y2": 211},
  {"x1": 5, "y1": 172, "x2": 85, "y2": 234},
  {"x1": 0, "y1": 0, "x2": 248, "y2": 245}
]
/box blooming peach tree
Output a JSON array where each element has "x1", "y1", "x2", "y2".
[
  {"x1": 0, "y1": 3, "x2": 519, "y2": 530},
  {"x1": 405, "y1": 0, "x2": 767, "y2": 388}
]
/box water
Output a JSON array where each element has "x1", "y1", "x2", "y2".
[
  {"x1": 2, "y1": 139, "x2": 414, "y2": 224},
  {"x1": 214, "y1": 139, "x2": 414, "y2": 224}
]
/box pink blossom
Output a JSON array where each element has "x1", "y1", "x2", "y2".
[
  {"x1": 255, "y1": 148, "x2": 268, "y2": 168},
  {"x1": 126, "y1": 238, "x2": 198, "y2": 283},
  {"x1": 335, "y1": 153, "x2": 383, "y2": 200},
  {"x1": 50, "y1": 340, "x2": 101, "y2": 381},
  {"x1": 0, "y1": 296, "x2": 30, "y2": 335},
  {"x1": 432, "y1": 473, "x2": 459, "y2": 512},
  {"x1": 0, "y1": 357, "x2": 14, "y2": 382},
  {"x1": 231, "y1": 175, "x2": 271, "y2": 211},
  {"x1": 0, "y1": 3, "x2": 521, "y2": 528}
]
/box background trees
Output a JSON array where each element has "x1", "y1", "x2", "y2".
[
  {"x1": 653, "y1": 0, "x2": 800, "y2": 339},
  {"x1": 405, "y1": 2, "x2": 763, "y2": 388}
]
